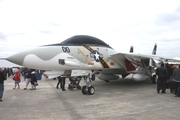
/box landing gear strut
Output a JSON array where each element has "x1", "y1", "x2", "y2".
[{"x1": 82, "y1": 72, "x2": 96, "y2": 95}]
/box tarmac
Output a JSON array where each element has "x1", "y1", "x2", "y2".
[{"x1": 0, "y1": 75, "x2": 180, "y2": 120}]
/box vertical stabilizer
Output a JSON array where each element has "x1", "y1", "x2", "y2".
[
  {"x1": 152, "y1": 43, "x2": 157, "y2": 55},
  {"x1": 149, "y1": 43, "x2": 157, "y2": 67},
  {"x1": 129, "y1": 46, "x2": 134, "y2": 53}
]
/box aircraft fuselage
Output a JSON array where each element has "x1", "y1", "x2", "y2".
[{"x1": 7, "y1": 45, "x2": 123, "y2": 71}]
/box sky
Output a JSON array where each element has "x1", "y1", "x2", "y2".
[{"x1": 0, "y1": 0, "x2": 180, "y2": 67}]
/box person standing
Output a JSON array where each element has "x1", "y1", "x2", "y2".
[
  {"x1": 24, "y1": 68, "x2": 32, "y2": 90},
  {"x1": 165, "y1": 63, "x2": 174, "y2": 90},
  {"x1": 22, "y1": 67, "x2": 27, "y2": 81},
  {"x1": 30, "y1": 71, "x2": 37, "y2": 90},
  {"x1": 3, "y1": 68, "x2": 7, "y2": 80},
  {"x1": 167, "y1": 64, "x2": 176, "y2": 93},
  {"x1": 0, "y1": 68, "x2": 6, "y2": 102},
  {"x1": 56, "y1": 76, "x2": 61, "y2": 89},
  {"x1": 172, "y1": 64, "x2": 180, "y2": 97},
  {"x1": 156, "y1": 63, "x2": 169, "y2": 93},
  {"x1": 60, "y1": 76, "x2": 66, "y2": 91},
  {"x1": 13, "y1": 69, "x2": 21, "y2": 89},
  {"x1": 166, "y1": 64, "x2": 174, "y2": 78}
]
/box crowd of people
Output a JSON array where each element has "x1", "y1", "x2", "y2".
[
  {"x1": 156, "y1": 63, "x2": 180, "y2": 97},
  {"x1": 0, "y1": 67, "x2": 41, "y2": 102},
  {"x1": 0, "y1": 66, "x2": 72, "y2": 102}
]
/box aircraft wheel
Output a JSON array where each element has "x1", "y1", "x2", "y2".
[
  {"x1": 88, "y1": 86, "x2": 95, "y2": 95},
  {"x1": 68, "y1": 87, "x2": 73, "y2": 91},
  {"x1": 91, "y1": 75, "x2": 95, "y2": 81},
  {"x1": 78, "y1": 76, "x2": 82, "y2": 80},
  {"x1": 105, "y1": 80, "x2": 109, "y2": 82},
  {"x1": 82, "y1": 86, "x2": 87, "y2": 94},
  {"x1": 83, "y1": 76, "x2": 87, "y2": 80},
  {"x1": 77, "y1": 86, "x2": 81, "y2": 90}
]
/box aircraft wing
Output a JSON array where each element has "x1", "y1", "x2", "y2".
[
  {"x1": 112, "y1": 52, "x2": 180, "y2": 62},
  {"x1": 111, "y1": 52, "x2": 180, "y2": 71}
]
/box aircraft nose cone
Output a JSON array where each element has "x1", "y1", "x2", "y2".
[{"x1": 6, "y1": 52, "x2": 26, "y2": 66}]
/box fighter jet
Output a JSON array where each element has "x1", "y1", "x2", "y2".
[{"x1": 6, "y1": 35, "x2": 180, "y2": 95}]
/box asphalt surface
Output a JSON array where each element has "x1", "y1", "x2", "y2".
[{"x1": 0, "y1": 75, "x2": 180, "y2": 120}]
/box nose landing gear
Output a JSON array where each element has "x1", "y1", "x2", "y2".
[{"x1": 81, "y1": 72, "x2": 96, "y2": 95}]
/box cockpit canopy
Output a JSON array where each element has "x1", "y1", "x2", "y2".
[{"x1": 44, "y1": 35, "x2": 112, "y2": 48}]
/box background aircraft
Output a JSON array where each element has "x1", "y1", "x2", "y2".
[{"x1": 5, "y1": 35, "x2": 180, "y2": 95}]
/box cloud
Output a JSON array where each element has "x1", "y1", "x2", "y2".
[
  {"x1": 0, "y1": 0, "x2": 180, "y2": 63},
  {"x1": 176, "y1": 6, "x2": 180, "y2": 12},
  {"x1": 40, "y1": 30, "x2": 53, "y2": 34},
  {"x1": 49, "y1": 22, "x2": 61, "y2": 27},
  {"x1": 157, "y1": 6, "x2": 180, "y2": 25},
  {"x1": 0, "y1": 32, "x2": 7, "y2": 40}
]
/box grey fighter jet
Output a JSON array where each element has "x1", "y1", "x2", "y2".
[{"x1": 6, "y1": 35, "x2": 180, "y2": 95}]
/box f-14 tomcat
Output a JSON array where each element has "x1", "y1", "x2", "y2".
[{"x1": 6, "y1": 35, "x2": 179, "y2": 95}]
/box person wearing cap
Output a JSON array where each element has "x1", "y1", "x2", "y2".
[
  {"x1": 172, "y1": 64, "x2": 180, "y2": 97},
  {"x1": 156, "y1": 63, "x2": 169, "y2": 93},
  {"x1": 0, "y1": 68, "x2": 6, "y2": 102},
  {"x1": 30, "y1": 71, "x2": 37, "y2": 90}
]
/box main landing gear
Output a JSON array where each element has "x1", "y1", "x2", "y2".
[
  {"x1": 68, "y1": 76, "x2": 82, "y2": 91},
  {"x1": 81, "y1": 72, "x2": 96, "y2": 95}
]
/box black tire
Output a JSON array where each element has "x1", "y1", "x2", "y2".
[
  {"x1": 68, "y1": 87, "x2": 73, "y2": 91},
  {"x1": 77, "y1": 86, "x2": 81, "y2": 90},
  {"x1": 82, "y1": 86, "x2": 87, "y2": 94},
  {"x1": 78, "y1": 76, "x2": 82, "y2": 80},
  {"x1": 83, "y1": 76, "x2": 87, "y2": 80},
  {"x1": 105, "y1": 80, "x2": 109, "y2": 82},
  {"x1": 91, "y1": 75, "x2": 95, "y2": 81},
  {"x1": 88, "y1": 86, "x2": 95, "y2": 95}
]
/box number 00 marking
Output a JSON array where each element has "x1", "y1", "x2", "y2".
[{"x1": 62, "y1": 47, "x2": 70, "y2": 53}]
